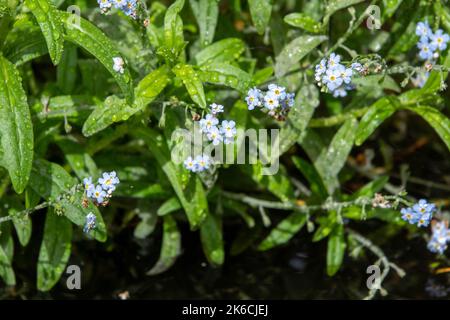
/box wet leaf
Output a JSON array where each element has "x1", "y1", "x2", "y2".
[
  {"x1": 37, "y1": 209, "x2": 72, "y2": 291},
  {"x1": 200, "y1": 213, "x2": 224, "y2": 266},
  {"x1": 284, "y1": 12, "x2": 322, "y2": 33},
  {"x1": 0, "y1": 55, "x2": 34, "y2": 194},
  {"x1": 248, "y1": 0, "x2": 272, "y2": 34},
  {"x1": 195, "y1": 38, "x2": 245, "y2": 66},
  {"x1": 189, "y1": 0, "x2": 219, "y2": 47},
  {"x1": 173, "y1": 63, "x2": 206, "y2": 108},
  {"x1": 326, "y1": 224, "x2": 346, "y2": 276},
  {"x1": 199, "y1": 63, "x2": 252, "y2": 93}
]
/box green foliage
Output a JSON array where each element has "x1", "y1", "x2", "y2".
[{"x1": 0, "y1": 0, "x2": 449, "y2": 294}]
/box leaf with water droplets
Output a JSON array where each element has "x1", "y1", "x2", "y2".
[
  {"x1": 189, "y1": 0, "x2": 219, "y2": 47},
  {"x1": 280, "y1": 84, "x2": 319, "y2": 154},
  {"x1": 314, "y1": 117, "x2": 358, "y2": 195},
  {"x1": 58, "y1": 11, "x2": 134, "y2": 102},
  {"x1": 355, "y1": 96, "x2": 399, "y2": 146},
  {"x1": 0, "y1": 55, "x2": 34, "y2": 194},
  {"x1": 147, "y1": 215, "x2": 181, "y2": 275},
  {"x1": 37, "y1": 209, "x2": 72, "y2": 291},
  {"x1": 163, "y1": 0, "x2": 185, "y2": 60},
  {"x1": 284, "y1": 12, "x2": 322, "y2": 33},
  {"x1": 199, "y1": 63, "x2": 252, "y2": 93},
  {"x1": 172, "y1": 63, "x2": 206, "y2": 108},
  {"x1": 248, "y1": 0, "x2": 272, "y2": 35},
  {"x1": 83, "y1": 66, "x2": 171, "y2": 137},
  {"x1": 29, "y1": 159, "x2": 107, "y2": 242},
  {"x1": 405, "y1": 105, "x2": 450, "y2": 153},
  {"x1": 25, "y1": 0, "x2": 64, "y2": 65},
  {"x1": 3, "y1": 17, "x2": 48, "y2": 66},
  {"x1": 195, "y1": 38, "x2": 245, "y2": 66},
  {"x1": 275, "y1": 35, "x2": 327, "y2": 77},
  {"x1": 133, "y1": 127, "x2": 209, "y2": 229}
]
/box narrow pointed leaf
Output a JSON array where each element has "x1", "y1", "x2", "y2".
[
  {"x1": 173, "y1": 63, "x2": 206, "y2": 108},
  {"x1": 37, "y1": 210, "x2": 72, "y2": 291},
  {"x1": 326, "y1": 224, "x2": 346, "y2": 276},
  {"x1": 195, "y1": 38, "x2": 245, "y2": 66},
  {"x1": 189, "y1": 0, "x2": 219, "y2": 47},
  {"x1": 25, "y1": 0, "x2": 64, "y2": 64},
  {"x1": 0, "y1": 55, "x2": 34, "y2": 193},
  {"x1": 200, "y1": 213, "x2": 224, "y2": 266},
  {"x1": 248, "y1": 0, "x2": 272, "y2": 34}
]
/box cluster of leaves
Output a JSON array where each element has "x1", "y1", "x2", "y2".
[{"x1": 0, "y1": 0, "x2": 449, "y2": 294}]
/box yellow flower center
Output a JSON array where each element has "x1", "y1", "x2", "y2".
[{"x1": 330, "y1": 75, "x2": 336, "y2": 81}]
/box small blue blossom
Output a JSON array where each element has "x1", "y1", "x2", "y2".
[
  {"x1": 98, "y1": 0, "x2": 137, "y2": 19},
  {"x1": 83, "y1": 177, "x2": 95, "y2": 197},
  {"x1": 336, "y1": 65, "x2": 353, "y2": 84},
  {"x1": 268, "y1": 84, "x2": 286, "y2": 100},
  {"x1": 199, "y1": 114, "x2": 219, "y2": 133},
  {"x1": 184, "y1": 155, "x2": 210, "y2": 173},
  {"x1": 315, "y1": 58, "x2": 327, "y2": 81},
  {"x1": 92, "y1": 185, "x2": 107, "y2": 204},
  {"x1": 221, "y1": 120, "x2": 236, "y2": 138},
  {"x1": 417, "y1": 38, "x2": 436, "y2": 61},
  {"x1": 83, "y1": 212, "x2": 97, "y2": 233},
  {"x1": 412, "y1": 71, "x2": 429, "y2": 88},
  {"x1": 327, "y1": 53, "x2": 341, "y2": 69},
  {"x1": 430, "y1": 29, "x2": 450, "y2": 51},
  {"x1": 195, "y1": 155, "x2": 210, "y2": 171},
  {"x1": 263, "y1": 92, "x2": 279, "y2": 110},
  {"x1": 416, "y1": 21, "x2": 432, "y2": 40},
  {"x1": 210, "y1": 103, "x2": 224, "y2": 115},
  {"x1": 206, "y1": 126, "x2": 223, "y2": 145},
  {"x1": 323, "y1": 68, "x2": 343, "y2": 91},
  {"x1": 245, "y1": 87, "x2": 263, "y2": 110},
  {"x1": 428, "y1": 221, "x2": 450, "y2": 254},
  {"x1": 401, "y1": 199, "x2": 436, "y2": 227},
  {"x1": 98, "y1": 171, "x2": 120, "y2": 193},
  {"x1": 401, "y1": 207, "x2": 419, "y2": 225},
  {"x1": 97, "y1": 0, "x2": 112, "y2": 10},
  {"x1": 332, "y1": 87, "x2": 348, "y2": 98}
]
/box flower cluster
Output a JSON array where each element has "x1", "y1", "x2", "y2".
[
  {"x1": 416, "y1": 21, "x2": 449, "y2": 61},
  {"x1": 400, "y1": 199, "x2": 436, "y2": 227},
  {"x1": 83, "y1": 171, "x2": 120, "y2": 205},
  {"x1": 199, "y1": 103, "x2": 237, "y2": 146},
  {"x1": 314, "y1": 53, "x2": 361, "y2": 98},
  {"x1": 245, "y1": 84, "x2": 295, "y2": 120},
  {"x1": 183, "y1": 155, "x2": 211, "y2": 173},
  {"x1": 427, "y1": 221, "x2": 450, "y2": 254},
  {"x1": 83, "y1": 212, "x2": 97, "y2": 234},
  {"x1": 97, "y1": 0, "x2": 137, "y2": 19}
]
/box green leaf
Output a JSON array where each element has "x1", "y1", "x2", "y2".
[
  {"x1": 195, "y1": 38, "x2": 245, "y2": 66},
  {"x1": 25, "y1": 0, "x2": 64, "y2": 64},
  {"x1": 189, "y1": 0, "x2": 219, "y2": 47},
  {"x1": 83, "y1": 65, "x2": 171, "y2": 137},
  {"x1": 0, "y1": 55, "x2": 34, "y2": 194},
  {"x1": 7, "y1": 198, "x2": 32, "y2": 247},
  {"x1": 56, "y1": 136, "x2": 98, "y2": 180},
  {"x1": 134, "y1": 201, "x2": 158, "y2": 239},
  {"x1": 284, "y1": 13, "x2": 322, "y2": 33},
  {"x1": 200, "y1": 213, "x2": 224, "y2": 266},
  {"x1": 0, "y1": 215, "x2": 15, "y2": 286},
  {"x1": 404, "y1": 105, "x2": 450, "y2": 152},
  {"x1": 248, "y1": 0, "x2": 272, "y2": 35},
  {"x1": 157, "y1": 197, "x2": 181, "y2": 216},
  {"x1": 37, "y1": 210, "x2": 72, "y2": 291},
  {"x1": 3, "y1": 19, "x2": 48, "y2": 66},
  {"x1": 134, "y1": 127, "x2": 208, "y2": 229},
  {"x1": 58, "y1": 11, "x2": 134, "y2": 102},
  {"x1": 355, "y1": 96, "x2": 399, "y2": 146},
  {"x1": 173, "y1": 63, "x2": 206, "y2": 108},
  {"x1": 164, "y1": 0, "x2": 185, "y2": 59},
  {"x1": 275, "y1": 35, "x2": 327, "y2": 77},
  {"x1": 280, "y1": 84, "x2": 319, "y2": 154},
  {"x1": 315, "y1": 117, "x2": 358, "y2": 194},
  {"x1": 326, "y1": 224, "x2": 346, "y2": 276},
  {"x1": 199, "y1": 63, "x2": 252, "y2": 93},
  {"x1": 312, "y1": 214, "x2": 337, "y2": 242},
  {"x1": 29, "y1": 159, "x2": 107, "y2": 242},
  {"x1": 324, "y1": 0, "x2": 365, "y2": 23},
  {"x1": 292, "y1": 156, "x2": 328, "y2": 200},
  {"x1": 258, "y1": 212, "x2": 307, "y2": 251},
  {"x1": 57, "y1": 42, "x2": 77, "y2": 94},
  {"x1": 147, "y1": 215, "x2": 181, "y2": 275}
]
